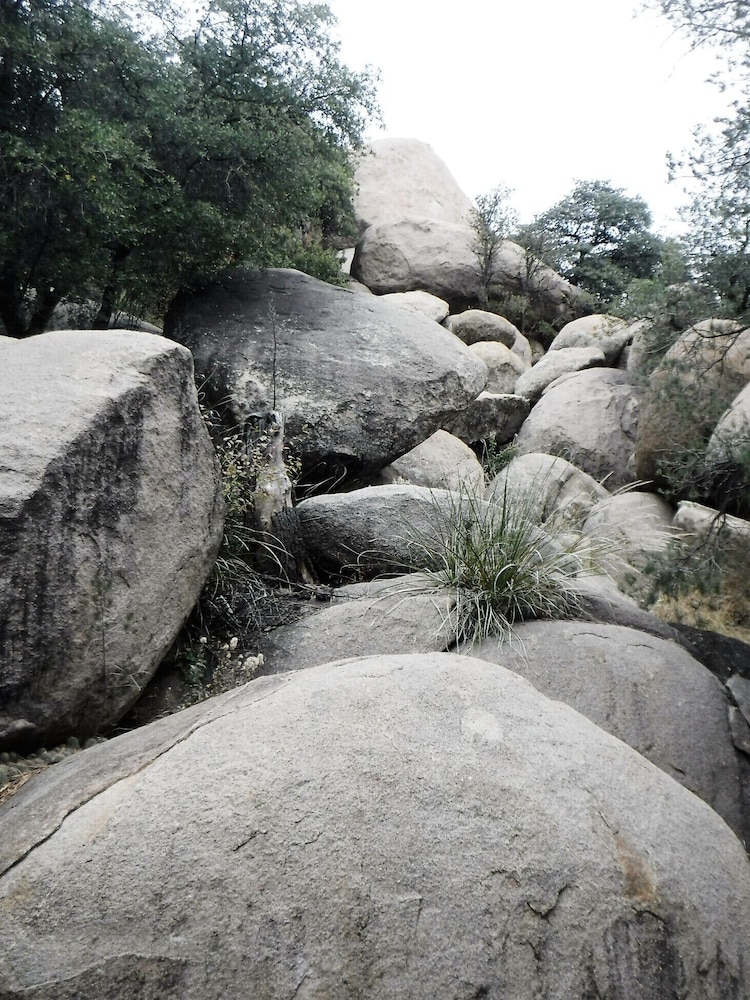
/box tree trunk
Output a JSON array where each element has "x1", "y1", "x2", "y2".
[{"x1": 92, "y1": 245, "x2": 131, "y2": 330}]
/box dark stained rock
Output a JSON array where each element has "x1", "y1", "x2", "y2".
[
  {"x1": 0, "y1": 332, "x2": 223, "y2": 753},
  {"x1": 164, "y1": 267, "x2": 487, "y2": 486}
]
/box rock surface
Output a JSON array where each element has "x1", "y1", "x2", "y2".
[
  {"x1": 377, "y1": 289, "x2": 450, "y2": 323},
  {"x1": 164, "y1": 268, "x2": 487, "y2": 482},
  {"x1": 444, "y1": 309, "x2": 518, "y2": 347},
  {"x1": 549, "y1": 314, "x2": 632, "y2": 365},
  {"x1": 0, "y1": 331, "x2": 223, "y2": 752},
  {"x1": 296, "y1": 484, "x2": 469, "y2": 576},
  {"x1": 582, "y1": 490, "x2": 675, "y2": 591},
  {"x1": 704, "y1": 380, "x2": 750, "y2": 514},
  {"x1": 468, "y1": 621, "x2": 747, "y2": 842},
  {"x1": 372, "y1": 429, "x2": 485, "y2": 492},
  {"x1": 352, "y1": 221, "x2": 585, "y2": 321},
  {"x1": 441, "y1": 391, "x2": 529, "y2": 445},
  {"x1": 351, "y1": 217, "x2": 484, "y2": 309},
  {"x1": 516, "y1": 368, "x2": 643, "y2": 489},
  {"x1": 515, "y1": 346, "x2": 605, "y2": 405},
  {"x1": 352, "y1": 138, "x2": 473, "y2": 230},
  {"x1": 1, "y1": 653, "x2": 749, "y2": 999},
  {"x1": 469, "y1": 341, "x2": 529, "y2": 394},
  {"x1": 256, "y1": 588, "x2": 456, "y2": 675},
  {"x1": 486, "y1": 452, "x2": 609, "y2": 528}
]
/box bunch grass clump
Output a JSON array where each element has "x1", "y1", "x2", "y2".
[{"x1": 404, "y1": 482, "x2": 602, "y2": 646}]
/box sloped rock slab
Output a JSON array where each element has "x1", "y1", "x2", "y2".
[
  {"x1": 467, "y1": 620, "x2": 747, "y2": 842},
  {"x1": 516, "y1": 368, "x2": 642, "y2": 489},
  {"x1": 296, "y1": 484, "x2": 477, "y2": 577},
  {"x1": 256, "y1": 588, "x2": 456, "y2": 675},
  {"x1": 1, "y1": 653, "x2": 749, "y2": 998}
]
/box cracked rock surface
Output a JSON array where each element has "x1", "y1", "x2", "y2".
[{"x1": 0, "y1": 653, "x2": 748, "y2": 999}]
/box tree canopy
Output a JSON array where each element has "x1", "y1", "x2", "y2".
[
  {"x1": 0, "y1": 0, "x2": 378, "y2": 337},
  {"x1": 515, "y1": 180, "x2": 664, "y2": 308},
  {"x1": 645, "y1": 0, "x2": 750, "y2": 319}
]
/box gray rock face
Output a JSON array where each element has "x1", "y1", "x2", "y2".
[
  {"x1": 373, "y1": 429, "x2": 485, "y2": 492},
  {"x1": 352, "y1": 220, "x2": 585, "y2": 321},
  {"x1": 444, "y1": 309, "x2": 518, "y2": 347},
  {"x1": 1, "y1": 653, "x2": 749, "y2": 999},
  {"x1": 486, "y1": 452, "x2": 609, "y2": 529},
  {"x1": 296, "y1": 484, "x2": 466, "y2": 575},
  {"x1": 377, "y1": 289, "x2": 450, "y2": 323},
  {"x1": 441, "y1": 391, "x2": 529, "y2": 444},
  {"x1": 164, "y1": 268, "x2": 487, "y2": 482},
  {"x1": 352, "y1": 138, "x2": 473, "y2": 229},
  {"x1": 550, "y1": 314, "x2": 632, "y2": 365},
  {"x1": 351, "y1": 217, "x2": 483, "y2": 309},
  {"x1": 516, "y1": 368, "x2": 643, "y2": 489},
  {"x1": 468, "y1": 621, "x2": 747, "y2": 842},
  {"x1": 582, "y1": 490, "x2": 675, "y2": 591},
  {"x1": 469, "y1": 341, "x2": 529, "y2": 394},
  {"x1": 256, "y1": 588, "x2": 456, "y2": 675},
  {"x1": 515, "y1": 346, "x2": 605, "y2": 405},
  {"x1": 707, "y1": 380, "x2": 750, "y2": 460},
  {"x1": 0, "y1": 331, "x2": 223, "y2": 752}
]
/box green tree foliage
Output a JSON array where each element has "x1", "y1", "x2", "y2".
[
  {"x1": 538, "y1": 180, "x2": 664, "y2": 305},
  {"x1": 0, "y1": 0, "x2": 378, "y2": 336},
  {"x1": 644, "y1": 0, "x2": 750, "y2": 319},
  {"x1": 469, "y1": 184, "x2": 518, "y2": 309},
  {"x1": 518, "y1": 180, "x2": 664, "y2": 308}
]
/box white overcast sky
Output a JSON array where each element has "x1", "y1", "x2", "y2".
[{"x1": 326, "y1": 0, "x2": 732, "y2": 234}]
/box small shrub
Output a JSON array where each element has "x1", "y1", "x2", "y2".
[
  {"x1": 402, "y1": 481, "x2": 608, "y2": 646},
  {"x1": 477, "y1": 436, "x2": 517, "y2": 482},
  {"x1": 171, "y1": 405, "x2": 304, "y2": 688},
  {"x1": 640, "y1": 515, "x2": 750, "y2": 643}
]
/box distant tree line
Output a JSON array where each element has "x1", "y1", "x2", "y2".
[{"x1": 0, "y1": 0, "x2": 378, "y2": 337}]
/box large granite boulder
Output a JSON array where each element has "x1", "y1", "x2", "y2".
[
  {"x1": 352, "y1": 137, "x2": 473, "y2": 230},
  {"x1": 704, "y1": 381, "x2": 750, "y2": 515},
  {"x1": 582, "y1": 490, "x2": 675, "y2": 591},
  {"x1": 634, "y1": 319, "x2": 750, "y2": 488},
  {"x1": 441, "y1": 391, "x2": 529, "y2": 445},
  {"x1": 351, "y1": 217, "x2": 483, "y2": 309},
  {"x1": 516, "y1": 368, "x2": 643, "y2": 490},
  {"x1": 444, "y1": 309, "x2": 518, "y2": 347},
  {"x1": 377, "y1": 289, "x2": 450, "y2": 323},
  {"x1": 164, "y1": 268, "x2": 487, "y2": 482},
  {"x1": 256, "y1": 586, "x2": 457, "y2": 675},
  {"x1": 468, "y1": 621, "x2": 747, "y2": 843},
  {"x1": 461, "y1": 341, "x2": 521, "y2": 394},
  {"x1": 351, "y1": 219, "x2": 586, "y2": 320},
  {"x1": 296, "y1": 484, "x2": 470, "y2": 576},
  {"x1": 1, "y1": 653, "x2": 749, "y2": 999},
  {"x1": 468, "y1": 341, "x2": 529, "y2": 394},
  {"x1": 0, "y1": 331, "x2": 223, "y2": 752},
  {"x1": 486, "y1": 452, "x2": 609, "y2": 529}
]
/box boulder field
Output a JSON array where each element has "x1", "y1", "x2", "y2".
[{"x1": 1, "y1": 136, "x2": 749, "y2": 998}]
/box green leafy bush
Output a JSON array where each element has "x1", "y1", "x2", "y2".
[{"x1": 171, "y1": 406, "x2": 303, "y2": 688}]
